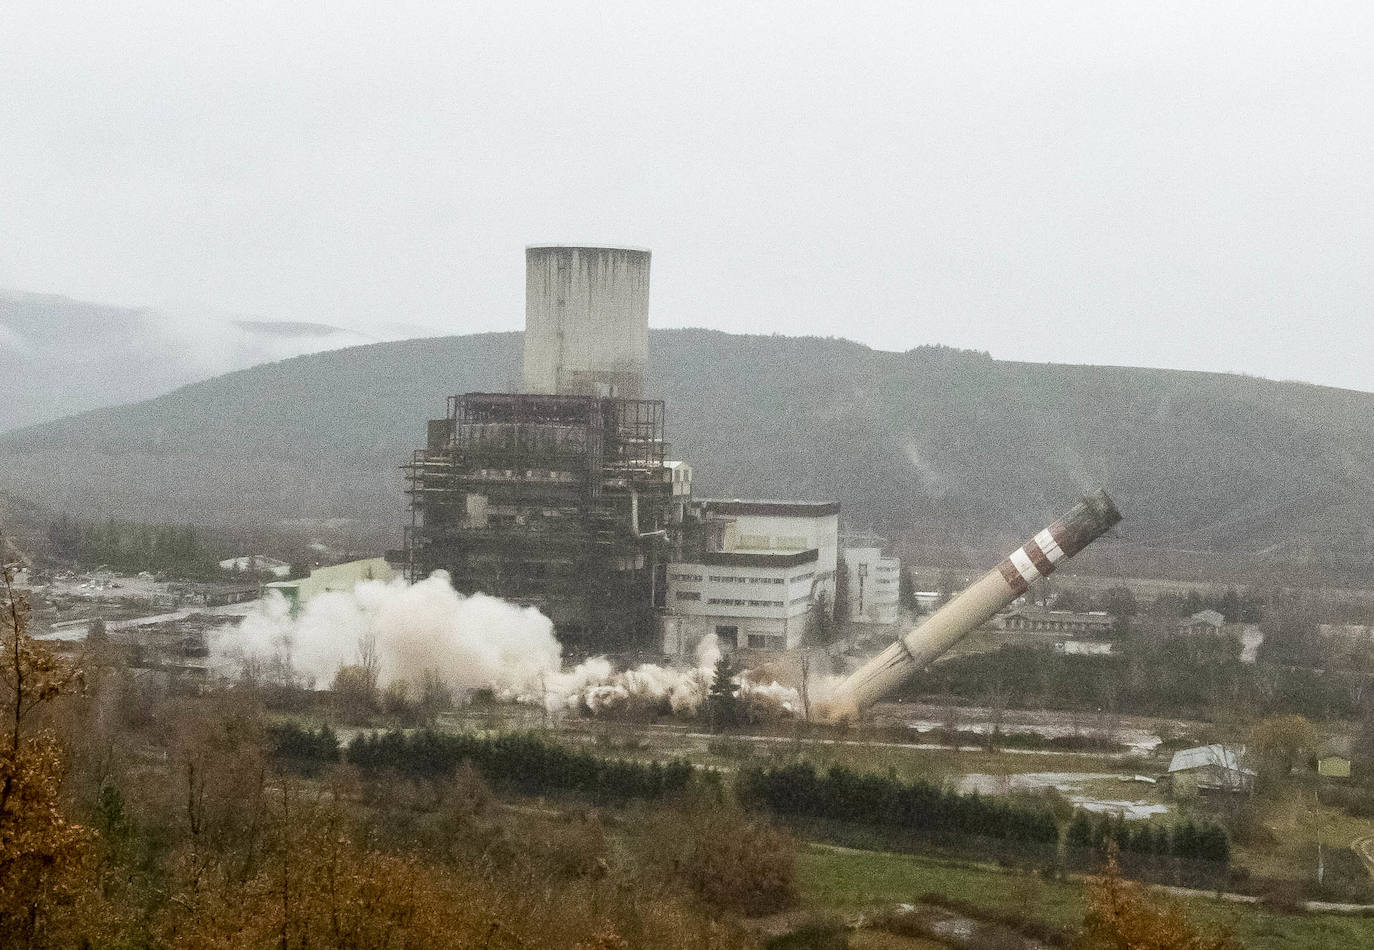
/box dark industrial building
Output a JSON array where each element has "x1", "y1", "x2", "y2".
[{"x1": 403, "y1": 246, "x2": 675, "y2": 652}]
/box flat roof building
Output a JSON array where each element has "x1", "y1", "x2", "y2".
[
  {"x1": 662, "y1": 549, "x2": 819, "y2": 655},
  {"x1": 998, "y1": 606, "x2": 1114, "y2": 635},
  {"x1": 662, "y1": 499, "x2": 840, "y2": 656},
  {"x1": 264, "y1": 557, "x2": 395, "y2": 609}
]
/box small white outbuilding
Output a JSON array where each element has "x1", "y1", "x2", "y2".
[{"x1": 1167, "y1": 744, "x2": 1254, "y2": 793}]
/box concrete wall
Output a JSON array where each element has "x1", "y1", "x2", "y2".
[
  {"x1": 721, "y1": 511, "x2": 839, "y2": 606},
  {"x1": 661, "y1": 613, "x2": 798, "y2": 656},
  {"x1": 523, "y1": 245, "x2": 651, "y2": 398},
  {"x1": 666, "y1": 460, "x2": 692, "y2": 497},
  {"x1": 663, "y1": 559, "x2": 817, "y2": 654}
]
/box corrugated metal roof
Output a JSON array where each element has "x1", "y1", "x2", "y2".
[{"x1": 1168, "y1": 744, "x2": 1254, "y2": 775}]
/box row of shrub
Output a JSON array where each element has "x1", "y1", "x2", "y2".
[
  {"x1": 270, "y1": 724, "x2": 697, "y2": 803},
  {"x1": 1066, "y1": 809, "x2": 1230, "y2": 864},
  {"x1": 269, "y1": 722, "x2": 341, "y2": 769},
  {"x1": 897, "y1": 726, "x2": 1123, "y2": 754},
  {"x1": 270, "y1": 726, "x2": 1229, "y2": 871},
  {"x1": 737, "y1": 763, "x2": 1060, "y2": 844}
]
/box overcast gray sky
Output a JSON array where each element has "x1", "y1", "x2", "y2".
[{"x1": 3, "y1": 2, "x2": 1373, "y2": 390}]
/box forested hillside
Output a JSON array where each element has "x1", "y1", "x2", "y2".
[{"x1": 2, "y1": 328, "x2": 1373, "y2": 571}]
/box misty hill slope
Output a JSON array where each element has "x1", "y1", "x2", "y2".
[
  {"x1": 0, "y1": 290, "x2": 375, "y2": 432},
  {"x1": 1, "y1": 329, "x2": 1372, "y2": 568}
]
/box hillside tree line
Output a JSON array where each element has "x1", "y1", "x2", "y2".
[{"x1": 47, "y1": 514, "x2": 221, "y2": 577}]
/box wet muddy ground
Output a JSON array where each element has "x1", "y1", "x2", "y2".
[
  {"x1": 954, "y1": 771, "x2": 1170, "y2": 818},
  {"x1": 871, "y1": 701, "x2": 1207, "y2": 755}
]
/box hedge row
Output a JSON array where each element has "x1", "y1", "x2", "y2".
[
  {"x1": 737, "y1": 763, "x2": 1060, "y2": 844},
  {"x1": 1066, "y1": 810, "x2": 1230, "y2": 864},
  {"x1": 269, "y1": 722, "x2": 340, "y2": 770},
  {"x1": 269, "y1": 724, "x2": 696, "y2": 804},
  {"x1": 269, "y1": 726, "x2": 1229, "y2": 870}
]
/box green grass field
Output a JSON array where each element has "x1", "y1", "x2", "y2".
[
  {"x1": 797, "y1": 843, "x2": 1374, "y2": 950},
  {"x1": 798, "y1": 845, "x2": 1085, "y2": 927}
]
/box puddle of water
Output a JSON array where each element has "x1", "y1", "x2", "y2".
[
  {"x1": 1073, "y1": 799, "x2": 1170, "y2": 818},
  {"x1": 954, "y1": 771, "x2": 1169, "y2": 819},
  {"x1": 955, "y1": 771, "x2": 1118, "y2": 794},
  {"x1": 906, "y1": 717, "x2": 1162, "y2": 753},
  {"x1": 929, "y1": 916, "x2": 976, "y2": 941}
]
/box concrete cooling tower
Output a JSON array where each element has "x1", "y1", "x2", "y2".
[{"x1": 523, "y1": 245, "x2": 651, "y2": 399}]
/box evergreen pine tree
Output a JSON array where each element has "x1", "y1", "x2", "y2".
[
  {"x1": 708, "y1": 652, "x2": 742, "y2": 731},
  {"x1": 1067, "y1": 810, "x2": 1095, "y2": 849}
]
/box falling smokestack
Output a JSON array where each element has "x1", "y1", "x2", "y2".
[
  {"x1": 523, "y1": 245, "x2": 651, "y2": 399},
  {"x1": 826, "y1": 490, "x2": 1122, "y2": 719}
]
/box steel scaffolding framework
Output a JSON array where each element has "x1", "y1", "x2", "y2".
[{"x1": 404, "y1": 393, "x2": 670, "y2": 652}]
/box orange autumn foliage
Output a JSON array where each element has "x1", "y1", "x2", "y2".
[
  {"x1": 1079, "y1": 847, "x2": 1242, "y2": 950},
  {"x1": 1, "y1": 560, "x2": 92, "y2": 949}
]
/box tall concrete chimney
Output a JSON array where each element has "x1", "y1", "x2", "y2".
[
  {"x1": 523, "y1": 245, "x2": 651, "y2": 399},
  {"x1": 825, "y1": 490, "x2": 1122, "y2": 719}
]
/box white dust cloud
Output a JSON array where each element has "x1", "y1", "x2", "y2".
[{"x1": 224, "y1": 571, "x2": 804, "y2": 719}]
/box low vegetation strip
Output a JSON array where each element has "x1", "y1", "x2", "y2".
[
  {"x1": 737, "y1": 762, "x2": 1060, "y2": 845},
  {"x1": 904, "y1": 642, "x2": 1362, "y2": 722},
  {"x1": 270, "y1": 724, "x2": 699, "y2": 802},
  {"x1": 798, "y1": 845, "x2": 1374, "y2": 950}
]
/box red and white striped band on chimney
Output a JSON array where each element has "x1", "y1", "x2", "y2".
[{"x1": 996, "y1": 524, "x2": 1069, "y2": 596}]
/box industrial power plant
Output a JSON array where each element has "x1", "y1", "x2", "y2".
[
  {"x1": 399, "y1": 243, "x2": 1121, "y2": 706},
  {"x1": 12, "y1": 13, "x2": 1362, "y2": 941},
  {"x1": 402, "y1": 244, "x2": 845, "y2": 657}
]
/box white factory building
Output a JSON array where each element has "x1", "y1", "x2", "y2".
[
  {"x1": 842, "y1": 545, "x2": 901, "y2": 625},
  {"x1": 661, "y1": 500, "x2": 839, "y2": 656},
  {"x1": 662, "y1": 549, "x2": 819, "y2": 653}
]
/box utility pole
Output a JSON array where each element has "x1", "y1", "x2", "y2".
[
  {"x1": 857, "y1": 561, "x2": 868, "y2": 622},
  {"x1": 1316, "y1": 787, "x2": 1325, "y2": 886}
]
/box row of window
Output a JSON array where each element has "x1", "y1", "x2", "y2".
[
  {"x1": 679, "y1": 590, "x2": 813, "y2": 608},
  {"x1": 1004, "y1": 618, "x2": 1109, "y2": 632},
  {"x1": 673, "y1": 570, "x2": 817, "y2": 585}
]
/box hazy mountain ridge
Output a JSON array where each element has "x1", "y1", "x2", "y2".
[
  {"x1": 1, "y1": 328, "x2": 1372, "y2": 568},
  {"x1": 0, "y1": 290, "x2": 376, "y2": 432}
]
